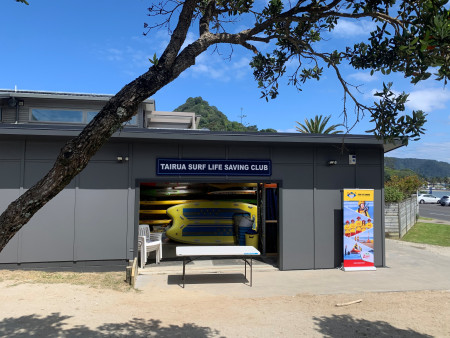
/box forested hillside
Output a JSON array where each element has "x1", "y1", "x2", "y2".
[
  {"x1": 385, "y1": 157, "x2": 450, "y2": 179},
  {"x1": 174, "y1": 97, "x2": 277, "y2": 132}
]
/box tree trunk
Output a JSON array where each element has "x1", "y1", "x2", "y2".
[{"x1": 0, "y1": 64, "x2": 185, "y2": 252}]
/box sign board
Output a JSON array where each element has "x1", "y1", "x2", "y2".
[
  {"x1": 343, "y1": 189, "x2": 376, "y2": 271},
  {"x1": 156, "y1": 159, "x2": 272, "y2": 176}
]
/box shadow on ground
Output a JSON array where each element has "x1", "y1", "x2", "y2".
[
  {"x1": 0, "y1": 313, "x2": 223, "y2": 337},
  {"x1": 167, "y1": 273, "x2": 249, "y2": 286},
  {"x1": 314, "y1": 314, "x2": 432, "y2": 337}
]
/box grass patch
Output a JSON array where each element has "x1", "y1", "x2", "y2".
[
  {"x1": 402, "y1": 222, "x2": 450, "y2": 247},
  {"x1": 0, "y1": 270, "x2": 135, "y2": 292},
  {"x1": 418, "y1": 216, "x2": 434, "y2": 221}
]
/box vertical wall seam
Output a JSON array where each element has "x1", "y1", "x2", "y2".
[
  {"x1": 73, "y1": 184, "x2": 78, "y2": 262},
  {"x1": 313, "y1": 146, "x2": 316, "y2": 269},
  {"x1": 381, "y1": 151, "x2": 385, "y2": 266},
  {"x1": 18, "y1": 140, "x2": 27, "y2": 263},
  {"x1": 126, "y1": 142, "x2": 132, "y2": 260}
]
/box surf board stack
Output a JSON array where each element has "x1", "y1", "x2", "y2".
[{"x1": 166, "y1": 201, "x2": 257, "y2": 245}]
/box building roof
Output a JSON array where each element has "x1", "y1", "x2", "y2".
[
  {"x1": 0, "y1": 89, "x2": 154, "y2": 104},
  {"x1": 0, "y1": 89, "x2": 403, "y2": 153},
  {"x1": 0, "y1": 122, "x2": 403, "y2": 153}
]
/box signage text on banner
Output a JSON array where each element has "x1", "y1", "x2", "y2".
[
  {"x1": 343, "y1": 189, "x2": 376, "y2": 271},
  {"x1": 156, "y1": 159, "x2": 272, "y2": 176}
]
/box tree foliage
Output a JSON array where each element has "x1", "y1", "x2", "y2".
[
  {"x1": 384, "y1": 166, "x2": 421, "y2": 182},
  {"x1": 385, "y1": 185, "x2": 406, "y2": 202},
  {"x1": 1, "y1": 0, "x2": 449, "y2": 252},
  {"x1": 174, "y1": 97, "x2": 269, "y2": 132},
  {"x1": 295, "y1": 115, "x2": 343, "y2": 134},
  {"x1": 386, "y1": 174, "x2": 425, "y2": 196}
]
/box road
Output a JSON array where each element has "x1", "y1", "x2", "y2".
[{"x1": 419, "y1": 203, "x2": 450, "y2": 222}]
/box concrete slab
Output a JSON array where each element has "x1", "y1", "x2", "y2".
[{"x1": 135, "y1": 239, "x2": 450, "y2": 297}]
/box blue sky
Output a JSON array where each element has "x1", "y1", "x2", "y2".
[{"x1": 1, "y1": 0, "x2": 449, "y2": 163}]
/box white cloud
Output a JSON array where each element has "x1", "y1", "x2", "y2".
[
  {"x1": 189, "y1": 53, "x2": 251, "y2": 82},
  {"x1": 277, "y1": 128, "x2": 297, "y2": 133},
  {"x1": 348, "y1": 72, "x2": 378, "y2": 83},
  {"x1": 333, "y1": 20, "x2": 377, "y2": 38},
  {"x1": 405, "y1": 88, "x2": 450, "y2": 112},
  {"x1": 368, "y1": 87, "x2": 450, "y2": 113},
  {"x1": 104, "y1": 48, "x2": 123, "y2": 62},
  {"x1": 181, "y1": 31, "x2": 196, "y2": 50},
  {"x1": 98, "y1": 30, "x2": 253, "y2": 81}
]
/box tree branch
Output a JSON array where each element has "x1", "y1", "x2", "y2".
[{"x1": 159, "y1": 0, "x2": 197, "y2": 66}]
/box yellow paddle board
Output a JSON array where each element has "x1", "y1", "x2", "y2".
[{"x1": 166, "y1": 201, "x2": 257, "y2": 245}]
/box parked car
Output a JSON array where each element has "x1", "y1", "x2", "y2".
[
  {"x1": 417, "y1": 194, "x2": 440, "y2": 204},
  {"x1": 440, "y1": 196, "x2": 450, "y2": 206}
]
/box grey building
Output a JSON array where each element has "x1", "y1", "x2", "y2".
[{"x1": 0, "y1": 90, "x2": 399, "y2": 271}]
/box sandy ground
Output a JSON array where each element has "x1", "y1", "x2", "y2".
[
  {"x1": 0, "y1": 279, "x2": 449, "y2": 337},
  {"x1": 1, "y1": 237, "x2": 450, "y2": 337}
]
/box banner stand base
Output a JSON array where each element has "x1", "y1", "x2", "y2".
[{"x1": 343, "y1": 266, "x2": 376, "y2": 272}]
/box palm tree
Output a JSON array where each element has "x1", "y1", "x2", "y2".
[{"x1": 295, "y1": 115, "x2": 343, "y2": 134}]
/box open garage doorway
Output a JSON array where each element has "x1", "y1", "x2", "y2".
[{"x1": 137, "y1": 182, "x2": 279, "y2": 266}]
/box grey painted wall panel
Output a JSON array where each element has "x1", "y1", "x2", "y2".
[
  {"x1": 90, "y1": 142, "x2": 129, "y2": 161},
  {"x1": 279, "y1": 188, "x2": 314, "y2": 270},
  {"x1": 1, "y1": 107, "x2": 16, "y2": 123},
  {"x1": 24, "y1": 161, "x2": 76, "y2": 189},
  {"x1": 313, "y1": 189, "x2": 343, "y2": 268},
  {"x1": 20, "y1": 189, "x2": 75, "y2": 262},
  {"x1": 314, "y1": 165, "x2": 355, "y2": 268},
  {"x1": 271, "y1": 164, "x2": 314, "y2": 188},
  {"x1": 25, "y1": 141, "x2": 65, "y2": 160},
  {"x1": 353, "y1": 148, "x2": 382, "y2": 165},
  {"x1": 373, "y1": 189, "x2": 384, "y2": 266},
  {"x1": 181, "y1": 144, "x2": 226, "y2": 158},
  {"x1": 127, "y1": 188, "x2": 137, "y2": 260},
  {"x1": 79, "y1": 162, "x2": 128, "y2": 189},
  {"x1": 0, "y1": 161, "x2": 21, "y2": 189},
  {"x1": 315, "y1": 166, "x2": 355, "y2": 190},
  {"x1": 271, "y1": 146, "x2": 314, "y2": 164},
  {"x1": 0, "y1": 141, "x2": 22, "y2": 159},
  {"x1": 74, "y1": 189, "x2": 128, "y2": 260},
  {"x1": 356, "y1": 165, "x2": 383, "y2": 189},
  {"x1": 314, "y1": 145, "x2": 351, "y2": 165},
  {"x1": 228, "y1": 145, "x2": 270, "y2": 159},
  {"x1": 132, "y1": 142, "x2": 179, "y2": 178},
  {"x1": 0, "y1": 190, "x2": 20, "y2": 263}
]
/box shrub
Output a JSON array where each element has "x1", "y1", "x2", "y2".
[
  {"x1": 385, "y1": 186, "x2": 405, "y2": 203},
  {"x1": 385, "y1": 175, "x2": 424, "y2": 202}
]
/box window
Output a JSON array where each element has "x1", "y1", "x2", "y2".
[
  {"x1": 87, "y1": 111, "x2": 138, "y2": 125},
  {"x1": 30, "y1": 108, "x2": 138, "y2": 126},
  {"x1": 86, "y1": 111, "x2": 98, "y2": 123},
  {"x1": 124, "y1": 115, "x2": 138, "y2": 126},
  {"x1": 31, "y1": 109, "x2": 84, "y2": 123}
]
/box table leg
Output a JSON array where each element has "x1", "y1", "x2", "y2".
[
  {"x1": 250, "y1": 258, "x2": 253, "y2": 287},
  {"x1": 182, "y1": 257, "x2": 186, "y2": 288},
  {"x1": 244, "y1": 258, "x2": 247, "y2": 280}
]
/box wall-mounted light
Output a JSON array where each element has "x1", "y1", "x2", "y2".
[
  {"x1": 117, "y1": 156, "x2": 129, "y2": 163},
  {"x1": 327, "y1": 160, "x2": 337, "y2": 166}
]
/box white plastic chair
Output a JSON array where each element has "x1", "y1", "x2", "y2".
[{"x1": 138, "y1": 224, "x2": 163, "y2": 268}]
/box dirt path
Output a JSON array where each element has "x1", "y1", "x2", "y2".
[{"x1": 0, "y1": 280, "x2": 449, "y2": 337}]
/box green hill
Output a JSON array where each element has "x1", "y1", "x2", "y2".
[
  {"x1": 174, "y1": 97, "x2": 277, "y2": 132},
  {"x1": 385, "y1": 157, "x2": 450, "y2": 179}
]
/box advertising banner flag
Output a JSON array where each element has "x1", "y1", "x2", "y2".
[{"x1": 343, "y1": 189, "x2": 376, "y2": 271}]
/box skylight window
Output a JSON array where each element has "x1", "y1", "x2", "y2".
[{"x1": 30, "y1": 108, "x2": 138, "y2": 126}]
